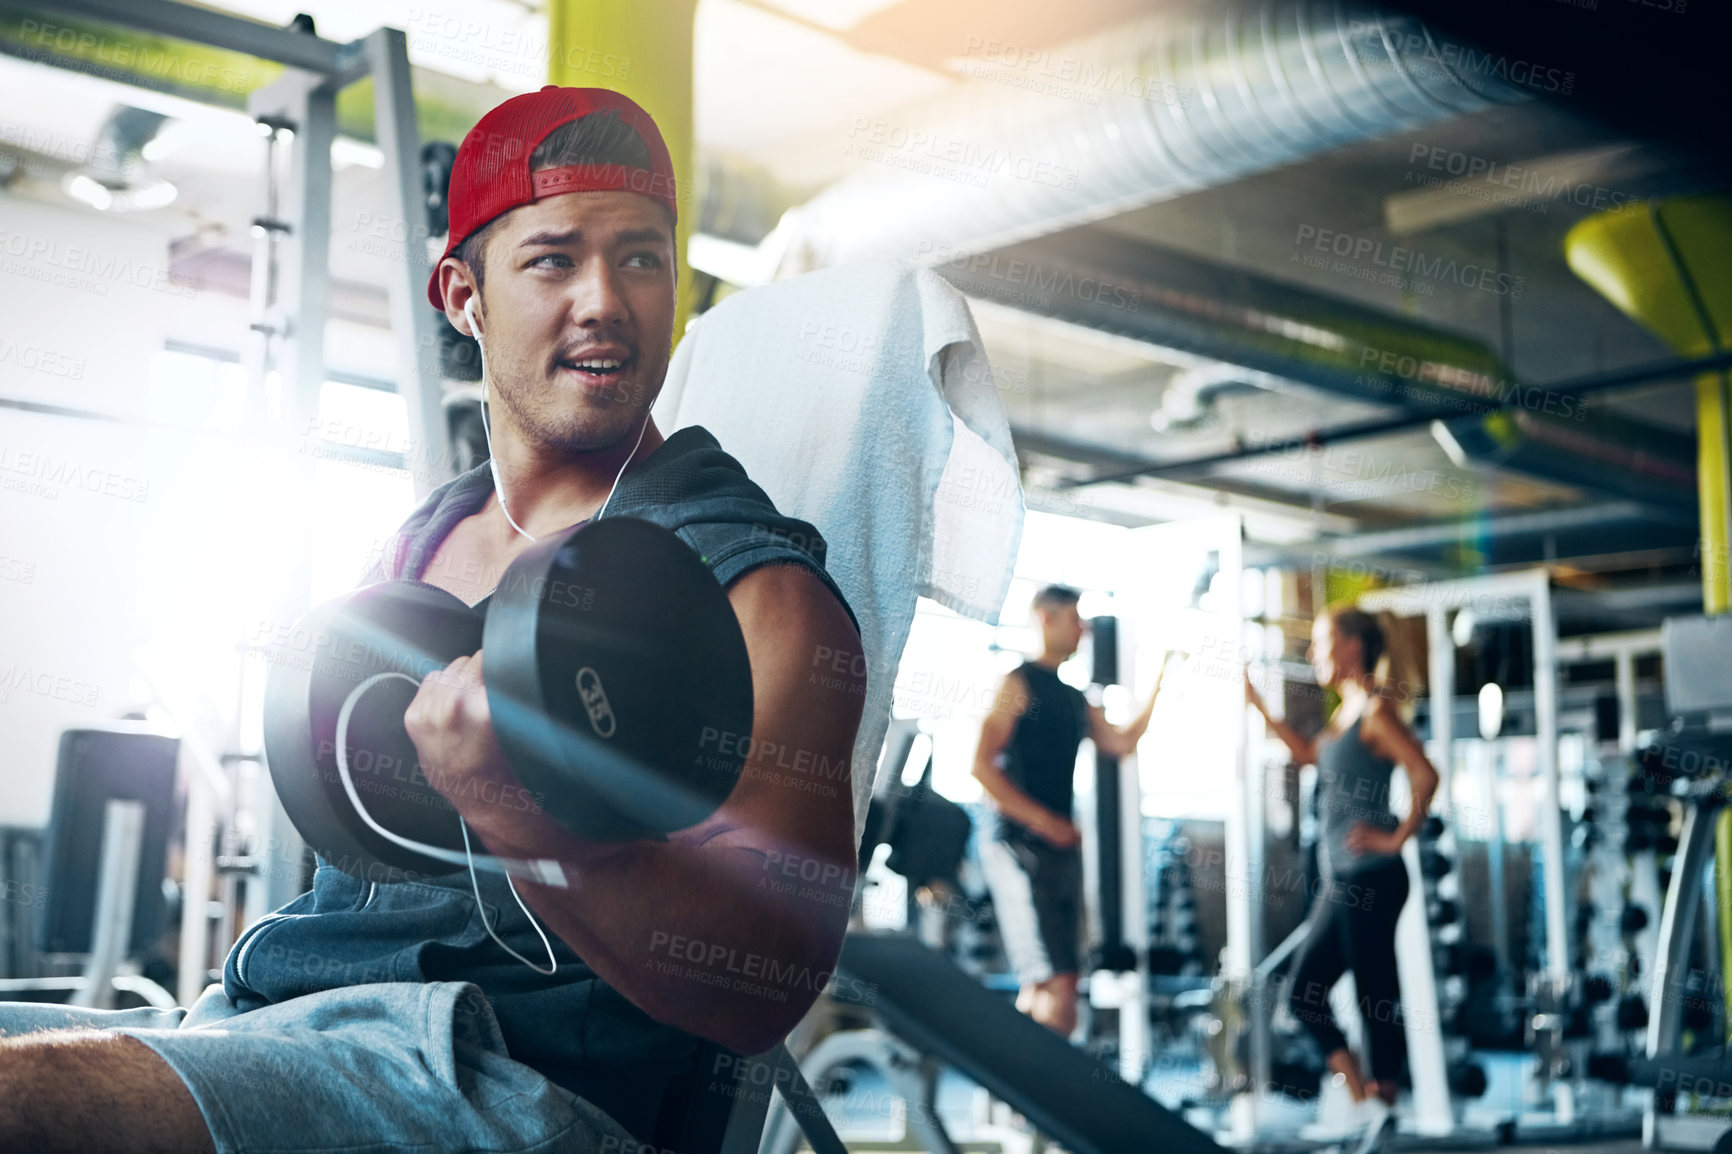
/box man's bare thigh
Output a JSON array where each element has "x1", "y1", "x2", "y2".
[{"x1": 0, "y1": 1029, "x2": 214, "y2": 1154}]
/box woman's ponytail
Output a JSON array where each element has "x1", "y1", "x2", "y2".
[{"x1": 1328, "y1": 605, "x2": 1419, "y2": 717}]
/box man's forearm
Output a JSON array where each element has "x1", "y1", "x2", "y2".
[
  {"x1": 1106, "y1": 670, "x2": 1166, "y2": 754},
  {"x1": 497, "y1": 817, "x2": 852, "y2": 1055}
]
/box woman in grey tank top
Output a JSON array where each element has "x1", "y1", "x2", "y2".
[{"x1": 1246, "y1": 606, "x2": 1441, "y2": 1152}]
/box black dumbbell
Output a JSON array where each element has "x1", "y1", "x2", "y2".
[
  {"x1": 1449, "y1": 1062, "x2": 1488, "y2": 1098},
  {"x1": 1583, "y1": 974, "x2": 1615, "y2": 1003},
  {"x1": 1616, "y1": 994, "x2": 1649, "y2": 1031},
  {"x1": 1620, "y1": 904, "x2": 1650, "y2": 934},
  {"x1": 1147, "y1": 946, "x2": 1185, "y2": 975},
  {"x1": 264, "y1": 518, "x2": 755, "y2": 880},
  {"x1": 1419, "y1": 847, "x2": 1454, "y2": 880},
  {"x1": 1428, "y1": 898, "x2": 1459, "y2": 926},
  {"x1": 1420, "y1": 815, "x2": 1445, "y2": 842}
]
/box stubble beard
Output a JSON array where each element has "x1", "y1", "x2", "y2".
[{"x1": 490, "y1": 359, "x2": 648, "y2": 458}]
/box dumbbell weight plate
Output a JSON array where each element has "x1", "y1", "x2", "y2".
[
  {"x1": 484, "y1": 517, "x2": 755, "y2": 843},
  {"x1": 263, "y1": 580, "x2": 486, "y2": 879}
]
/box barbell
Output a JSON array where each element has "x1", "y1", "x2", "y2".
[{"x1": 263, "y1": 517, "x2": 755, "y2": 884}]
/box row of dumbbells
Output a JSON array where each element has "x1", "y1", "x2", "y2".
[
  {"x1": 1573, "y1": 767, "x2": 1655, "y2": 1037},
  {"x1": 1414, "y1": 815, "x2": 1491, "y2": 1099},
  {"x1": 1147, "y1": 830, "x2": 1204, "y2": 977}
]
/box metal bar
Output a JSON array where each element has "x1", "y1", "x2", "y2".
[
  {"x1": 1119, "y1": 682, "x2": 1150, "y2": 1087},
  {"x1": 1554, "y1": 629, "x2": 1665, "y2": 664},
  {"x1": 1615, "y1": 651, "x2": 1640, "y2": 760},
  {"x1": 0, "y1": 974, "x2": 177, "y2": 1009},
  {"x1": 178, "y1": 778, "x2": 217, "y2": 1007},
  {"x1": 1221, "y1": 516, "x2": 1265, "y2": 1140},
  {"x1": 1398, "y1": 603, "x2": 1455, "y2": 1134},
  {"x1": 1067, "y1": 349, "x2": 1732, "y2": 488},
  {"x1": 1531, "y1": 575, "x2": 1574, "y2": 1123},
  {"x1": 1425, "y1": 605, "x2": 1454, "y2": 806},
  {"x1": 246, "y1": 70, "x2": 333, "y2": 435},
  {"x1": 772, "y1": 1045, "x2": 853, "y2": 1154},
  {"x1": 364, "y1": 26, "x2": 449, "y2": 498},
  {"x1": 1306, "y1": 502, "x2": 1661, "y2": 560},
  {"x1": 1648, "y1": 801, "x2": 1718, "y2": 1064},
  {"x1": 1356, "y1": 566, "x2": 1553, "y2": 616},
  {"x1": 16, "y1": 0, "x2": 351, "y2": 75},
  {"x1": 1483, "y1": 742, "x2": 1512, "y2": 1026},
  {"x1": 1396, "y1": 826, "x2": 1453, "y2": 1133},
  {"x1": 71, "y1": 800, "x2": 146, "y2": 1010}
]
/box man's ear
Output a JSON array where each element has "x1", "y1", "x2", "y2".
[{"x1": 438, "y1": 258, "x2": 480, "y2": 335}]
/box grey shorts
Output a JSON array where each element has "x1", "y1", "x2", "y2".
[
  {"x1": 0, "y1": 981, "x2": 639, "y2": 1154},
  {"x1": 979, "y1": 830, "x2": 1084, "y2": 985}
]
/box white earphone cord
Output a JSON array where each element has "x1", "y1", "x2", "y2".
[
  {"x1": 464, "y1": 298, "x2": 649, "y2": 544},
  {"x1": 334, "y1": 672, "x2": 560, "y2": 976}
]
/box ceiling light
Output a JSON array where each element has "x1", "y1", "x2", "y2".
[
  {"x1": 1452, "y1": 608, "x2": 1477, "y2": 648},
  {"x1": 1430, "y1": 418, "x2": 1470, "y2": 468},
  {"x1": 62, "y1": 104, "x2": 179, "y2": 213},
  {"x1": 64, "y1": 173, "x2": 113, "y2": 210},
  {"x1": 128, "y1": 180, "x2": 178, "y2": 209},
  {"x1": 63, "y1": 170, "x2": 177, "y2": 212}
]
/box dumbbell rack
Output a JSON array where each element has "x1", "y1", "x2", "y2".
[
  {"x1": 1146, "y1": 822, "x2": 1204, "y2": 977},
  {"x1": 1515, "y1": 746, "x2": 1648, "y2": 1140},
  {"x1": 1572, "y1": 749, "x2": 1660, "y2": 1064},
  {"x1": 1412, "y1": 817, "x2": 1492, "y2": 1110}
]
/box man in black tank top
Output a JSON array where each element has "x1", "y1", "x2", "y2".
[{"x1": 972, "y1": 585, "x2": 1170, "y2": 1035}]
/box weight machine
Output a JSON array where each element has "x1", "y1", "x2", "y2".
[
  {"x1": 1623, "y1": 615, "x2": 1732, "y2": 1152},
  {"x1": 1355, "y1": 570, "x2": 1567, "y2": 1135},
  {"x1": 1359, "y1": 571, "x2": 1663, "y2": 1141}
]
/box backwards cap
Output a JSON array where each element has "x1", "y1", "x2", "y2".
[{"x1": 428, "y1": 85, "x2": 678, "y2": 310}]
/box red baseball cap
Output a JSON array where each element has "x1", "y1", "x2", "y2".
[{"x1": 428, "y1": 85, "x2": 679, "y2": 311}]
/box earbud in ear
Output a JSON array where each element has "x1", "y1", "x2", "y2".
[{"x1": 463, "y1": 297, "x2": 479, "y2": 341}]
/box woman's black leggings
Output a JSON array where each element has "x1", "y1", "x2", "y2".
[{"x1": 1284, "y1": 858, "x2": 1412, "y2": 1083}]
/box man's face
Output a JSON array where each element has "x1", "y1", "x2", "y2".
[
  {"x1": 445, "y1": 189, "x2": 676, "y2": 456},
  {"x1": 1037, "y1": 603, "x2": 1086, "y2": 657}
]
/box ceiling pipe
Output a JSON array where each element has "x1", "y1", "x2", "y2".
[
  {"x1": 773, "y1": 2, "x2": 1527, "y2": 270},
  {"x1": 1246, "y1": 503, "x2": 1698, "y2": 578},
  {"x1": 1074, "y1": 350, "x2": 1714, "y2": 499},
  {"x1": 1303, "y1": 500, "x2": 1652, "y2": 556},
  {"x1": 929, "y1": 229, "x2": 1701, "y2": 515}
]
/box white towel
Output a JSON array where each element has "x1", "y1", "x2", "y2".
[{"x1": 652, "y1": 257, "x2": 1024, "y2": 841}]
